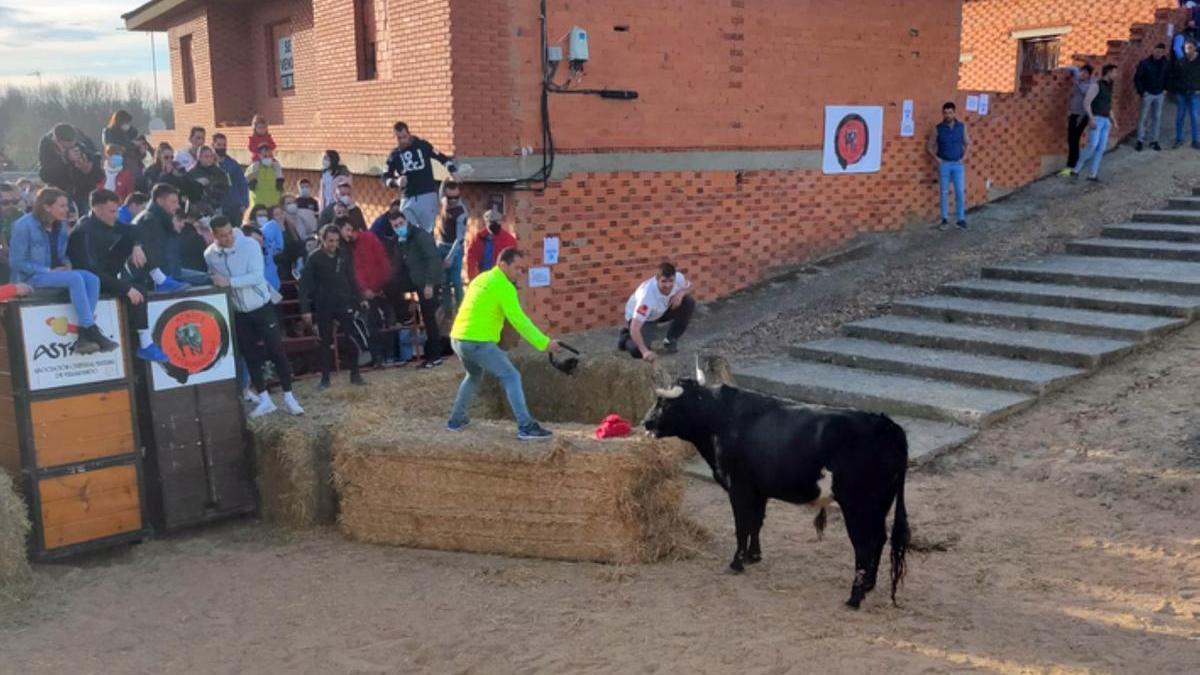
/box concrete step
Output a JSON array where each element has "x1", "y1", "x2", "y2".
[
  {"x1": 982, "y1": 255, "x2": 1200, "y2": 295},
  {"x1": 843, "y1": 316, "x2": 1135, "y2": 369},
  {"x1": 1102, "y1": 223, "x2": 1200, "y2": 242},
  {"x1": 790, "y1": 338, "x2": 1084, "y2": 394},
  {"x1": 1133, "y1": 210, "x2": 1200, "y2": 225},
  {"x1": 1167, "y1": 197, "x2": 1200, "y2": 211},
  {"x1": 734, "y1": 360, "x2": 1035, "y2": 428},
  {"x1": 941, "y1": 278, "x2": 1200, "y2": 318},
  {"x1": 1067, "y1": 238, "x2": 1200, "y2": 262},
  {"x1": 891, "y1": 295, "x2": 1183, "y2": 342}
]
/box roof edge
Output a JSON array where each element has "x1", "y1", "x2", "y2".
[{"x1": 122, "y1": 0, "x2": 194, "y2": 32}]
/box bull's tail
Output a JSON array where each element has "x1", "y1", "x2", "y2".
[{"x1": 875, "y1": 414, "x2": 910, "y2": 607}]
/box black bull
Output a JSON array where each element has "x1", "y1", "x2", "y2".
[{"x1": 643, "y1": 378, "x2": 910, "y2": 609}]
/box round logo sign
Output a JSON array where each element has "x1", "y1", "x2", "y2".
[
  {"x1": 151, "y1": 300, "x2": 231, "y2": 385},
  {"x1": 834, "y1": 113, "x2": 870, "y2": 170}
]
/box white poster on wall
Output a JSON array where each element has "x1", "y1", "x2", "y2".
[
  {"x1": 543, "y1": 236, "x2": 560, "y2": 265},
  {"x1": 146, "y1": 293, "x2": 237, "y2": 391},
  {"x1": 822, "y1": 106, "x2": 884, "y2": 175},
  {"x1": 528, "y1": 267, "x2": 551, "y2": 288},
  {"x1": 900, "y1": 99, "x2": 915, "y2": 137},
  {"x1": 966, "y1": 95, "x2": 980, "y2": 112},
  {"x1": 978, "y1": 94, "x2": 990, "y2": 116},
  {"x1": 278, "y1": 36, "x2": 295, "y2": 90},
  {"x1": 21, "y1": 300, "x2": 125, "y2": 391}
]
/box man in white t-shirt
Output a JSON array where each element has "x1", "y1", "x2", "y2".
[{"x1": 618, "y1": 262, "x2": 695, "y2": 362}]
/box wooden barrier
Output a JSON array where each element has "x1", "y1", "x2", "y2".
[{"x1": 0, "y1": 294, "x2": 148, "y2": 560}]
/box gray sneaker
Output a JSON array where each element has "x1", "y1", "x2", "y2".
[{"x1": 518, "y1": 423, "x2": 553, "y2": 440}]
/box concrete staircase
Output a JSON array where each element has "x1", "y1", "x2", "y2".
[{"x1": 733, "y1": 190, "x2": 1200, "y2": 464}]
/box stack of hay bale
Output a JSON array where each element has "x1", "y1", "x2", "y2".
[{"x1": 0, "y1": 469, "x2": 31, "y2": 590}]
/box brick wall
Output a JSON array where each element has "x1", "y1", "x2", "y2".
[{"x1": 959, "y1": 0, "x2": 1177, "y2": 92}]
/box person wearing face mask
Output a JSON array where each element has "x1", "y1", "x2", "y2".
[
  {"x1": 101, "y1": 110, "x2": 142, "y2": 164},
  {"x1": 319, "y1": 178, "x2": 367, "y2": 231},
  {"x1": 295, "y1": 178, "x2": 319, "y2": 212},
  {"x1": 187, "y1": 145, "x2": 231, "y2": 214},
  {"x1": 286, "y1": 189, "x2": 318, "y2": 240},
  {"x1": 212, "y1": 133, "x2": 250, "y2": 223},
  {"x1": 386, "y1": 208, "x2": 445, "y2": 369},
  {"x1": 466, "y1": 209, "x2": 519, "y2": 281},
  {"x1": 319, "y1": 150, "x2": 347, "y2": 210},
  {"x1": 246, "y1": 145, "x2": 285, "y2": 214},
  {"x1": 96, "y1": 144, "x2": 136, "y2": 201},
  {"x1": 143, "y1": 142, "x2": 196, "y2": 201}
]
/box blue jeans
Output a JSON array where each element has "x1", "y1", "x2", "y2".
[
  {"x1": 437, "y1": 242, "x2": 464, "y2": 315},
  {"x1": 938, "y1": 160, "x2": 965, "y2": 223},
  {"x1": 1075, "y1": 116, "x2": 1112, "y2": 178},
  {"x1": 29, "y1": 270, "x2": 100, "y2": 328},
  {"x1": 448, "y1": 339, "x2": 534, "y2": 429},
  {"x1": 1175, "y1": 92, "x2": 1200, "y2": 144},
  {"x1": 177, "y1": 267, "x2": 212, "y2": 286}
]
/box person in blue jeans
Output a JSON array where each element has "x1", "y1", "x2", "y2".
[
  {"x1": 8, "y1": 187, "x2": 117, "y2": 355},
  {"x1": 1173, "y1": 41, "x2": 1200, "y2": 149},
  {"x1": 435, "y1": 179, "x2": 468, "y2": 316},
  {"x1": 1074, "y1": 64, "x2": 1118, "y2": 182},
  {"x1": 927, "y1": 101, "x2": 971, "y2": 230}
]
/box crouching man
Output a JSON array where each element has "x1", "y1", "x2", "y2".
[{"x1": 618, "y1": 262, "x2": 694, "y2": 362}]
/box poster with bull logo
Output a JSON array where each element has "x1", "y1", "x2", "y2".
[
  {"x1": 822, "y1": 106, "x2": 884, "y2": 175},
  {"x1": 20, "y1": 300, "x2": 125, "y2": 391},
  {"x1": 146, "y1": 293, "x2": 235, "y2": 391}
]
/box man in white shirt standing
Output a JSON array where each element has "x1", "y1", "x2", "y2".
[{"x1": 618, "y1": 262, "x2": 695, "y2": 362}]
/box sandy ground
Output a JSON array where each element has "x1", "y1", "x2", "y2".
[{"x1": 3, "y1": 144, "x2": 1200, "y2": 673}]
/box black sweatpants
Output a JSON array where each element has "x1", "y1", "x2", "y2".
[
  {"x1": 416, "y1": 291, "x2": 442, "y2": 363},
  {"x1": 234, "y1": 304, "x2": 294, "y2": 393},
  {"x1": 619, "y1": 295, "x2": 696, "y2": 359},
  {"x1": 1067, "y1": 114, "x2": 1089, "y2": 169},
  {"x1": 316, "y1": 305, "x2": 360, "y2": 379}
]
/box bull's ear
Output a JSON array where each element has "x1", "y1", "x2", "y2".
[{"x1": 708, "y1": 355, "x2": 736, "y2": 387}]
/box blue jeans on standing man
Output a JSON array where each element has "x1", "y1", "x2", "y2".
[
  {"x1": 448, "y1": 339, "x2": 534, "y2": 430},
  {"x1": 1175, "y1": 92, "x2": 1200, "y2": 145},
  {"x1": 29, "y1": 270, "x2": 100, "y2": 328},
  {"x1": 938, "y1": 160, "x2": 966, "y2": 224},
  {"x1": 1075, "y1": 116, "x2": 1112, "y2": 179},
  {"x1": 437, "y1": 242, "x2": 464, "y2": 316}
]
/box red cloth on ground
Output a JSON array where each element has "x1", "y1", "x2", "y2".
[{"x1": 594, "y1": 414, "x2": 632, "y2": 439}]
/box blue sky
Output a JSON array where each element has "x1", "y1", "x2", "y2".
[{"x1": 0, "y1": 1, "x2": 169, "y2": 95}]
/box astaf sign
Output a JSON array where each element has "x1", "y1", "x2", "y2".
[{"x1": 20, "y1": 300, "x2": 125, "y2": 391}]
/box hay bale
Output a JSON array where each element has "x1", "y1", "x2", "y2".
[
  {"x1": 479, "y1": 352, "x2": 659, "y2": 425},
  {"x1": 333, "y1": 419, "x2": 707, "y2": 564},
  {"x1": 0, "y1": 468, "x2": 31, "y2": 589}
]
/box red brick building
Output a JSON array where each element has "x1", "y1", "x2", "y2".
[
  {"x1": 960, "y1": 0, "x2": 1179, "y2": 92},
  {"x1": 123, "y1": 0, "x2": 1184, "y2": 333}
]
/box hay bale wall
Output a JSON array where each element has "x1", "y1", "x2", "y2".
[
  {"x1": 333, "y1": 419, "x2": 706, "y2": 564},
  {"x1": 0, "y1": 468, "x2": 31, "y2": 589},
  {"x1": 253, "y1": 421, "x2": 338, "y2": 529},
  {"x1": 479, "y1": 353, "x2": 659, "y2": 425}
]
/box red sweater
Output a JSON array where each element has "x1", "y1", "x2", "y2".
[
  {"x1": 351, "y1": 231, "x2": 392, "y2": 293},
  {"x1": 96, "y1": 169, "x2": 135, "y2": 201},
  {"x1": 466, "y1": 228, "x2": 519, "y2": 280},
  {"x1": 248, "y1": 132, "x2": 277, "y2": 161}
]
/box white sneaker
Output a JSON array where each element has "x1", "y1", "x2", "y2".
[
  {"x1": 243, "y1": 387, "x2": 258, "y2": 403},
  {"x1": 249, "y1": 396, "x2": 277, "y2": 418},
  {"x1": 282, "y1": 393, "x2": 305, "y2": 416}
]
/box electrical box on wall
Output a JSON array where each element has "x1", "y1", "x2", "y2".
[
  {"x1": 568, "y1": 26, "x2": 589, "y2": 63},
  {"x1": 546, "y1": 46, "x2": 563, "y2": 63}
]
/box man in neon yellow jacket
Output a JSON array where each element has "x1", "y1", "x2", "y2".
[{"x1": 447, "y1": 247, "x2": 561, "y2": 439}]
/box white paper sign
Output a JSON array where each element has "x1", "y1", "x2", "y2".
[
  {"x1": 278, "y1": 36, "x2": 295, "y2": 90},
  {"x1": 543, "y1": 236, "x2": 560, "y2": 265},
  {"x1": 1168, "y1": 23, "x2": 1175, "y2": 38},
  {"x1": 822, "y1": 106, "x2": 885, "y2": 174},
  {"x1": 965, "y1": 95, "x2": 980, "y2": 112},
  {"x1": 900, "y1": 99, "x2": 915, "y2": 137},
  {"x1": 147, "y1": 293, "x2": 237, "y2": 391},
  {"x1": 21, "y1": 300, "x2": 125, "y2": 391},
  {"x1": 528, "y1": 267, "x2": 551, "y2": 288},
  {"x1": 978, "y1": 94, "x2": 990, "y2": 116}
]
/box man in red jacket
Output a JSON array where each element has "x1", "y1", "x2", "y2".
[
  {"x1": 465, "y1": 209, "x2": 518, "y2": 281},
  {"x1": 339, "y1": 218, "x2": 393, "y2": 365}
]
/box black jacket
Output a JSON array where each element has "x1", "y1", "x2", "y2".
[
  {"x1": 299, "y1": 247, "x2": 361, "y2": 314},
  {"x1": 143, "y1": 164, "x2": 199, "y2": 204},
  {"x1": 1173, "y1": 55, "x2": 1200, "y2": 93},
  {"x1": 1135, "y1": 56, "x2": 1171, "y2": 96},
  {"x1": 383, "y1": 137, "x2": 453, "y2": 198},
  {"x1": 132, "y1": 202, "x2": 180, "y2": 278},
  {"x1": 67, "y1": 214, "x2": 140, "y2": 295},
  {"x1": 318, "y1": 202, "x2": 367, "y2": 230},
  {"x1": 38, "y1": 128, "x2": 102, "y2": 199},
  {"x1": 388, "y1": 226, "x2": 442, "y2": 292}
]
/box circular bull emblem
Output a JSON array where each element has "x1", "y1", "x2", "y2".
[
  {"x1": 834, "y1": 113, "x2": 870, "y2": 170},
  {"x1": 151, "y1": 300, "x2": 230, "y2": 385}
]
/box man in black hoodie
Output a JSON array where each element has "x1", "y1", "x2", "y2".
[
  {"x1": 1135, "y1": 43, "x2": 1171, "y2": 151},
  {"x1": 131, "y1": 183, "x2": 193, "y2": 292},
  {"x1": 38, "y1": 124, "x2": 102, "y2": 213},
  {"x1": 385, "y1": 207, "x2": 445, "y2": 369},
  {"x1": 382, "y1": 122, "x2": 459, "y2": 234},
  {"x1": 300, "y1": 222, "x2": 366, "y2": 387}
]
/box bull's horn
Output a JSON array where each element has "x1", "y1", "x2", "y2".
[
  {"x1": 655, "y1": 386, "x2": 684, "y2": 399},
  {"x1": 695, "y1": 354, "x2": 706, "y2": 386}
]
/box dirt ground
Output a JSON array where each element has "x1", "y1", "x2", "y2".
[{"x1": 3, "y1": 145, "x2": 1200, "y2": 673}]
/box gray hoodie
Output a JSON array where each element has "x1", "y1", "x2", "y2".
[{"x1": 204, "y1": 230, "x2": 273, "y2": 313}]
